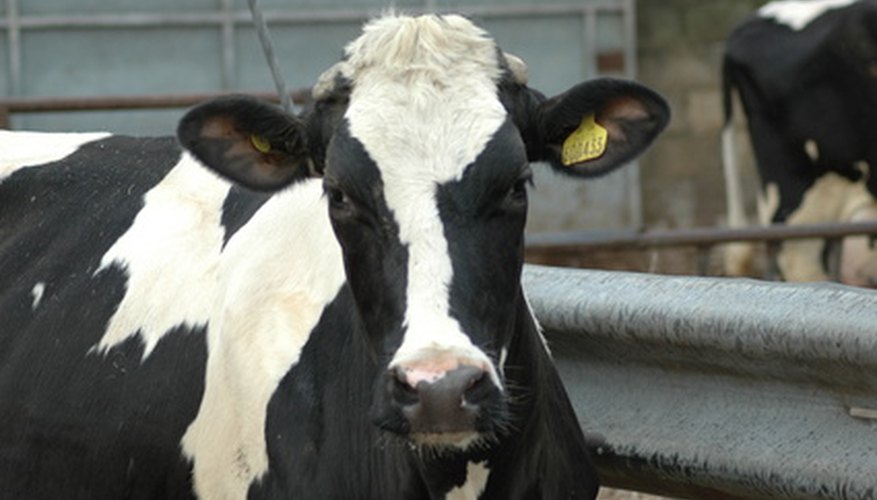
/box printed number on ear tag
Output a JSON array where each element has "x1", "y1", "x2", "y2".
[
  {"x1": 561, "y1": 115, "x2": 607, "y2": 166},
  {"x1": 250, "y1": 134, "x2": 271, "y2": 154}
]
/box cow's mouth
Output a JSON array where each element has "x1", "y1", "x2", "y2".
[{"x1": 410, "y1": 430, "x2": 481, "y2": 449}]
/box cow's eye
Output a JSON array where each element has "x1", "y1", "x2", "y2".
[
  {"x1": 325, "y1": 184, "x2": 352, "y2": 213},
  {"x1": 506, "y1": 171, "x2": 532, "y2": 206}
]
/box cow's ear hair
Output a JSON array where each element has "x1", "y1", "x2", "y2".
[
  {"x1": 524, "y1": 78, "x2": 670, "y2": 177},
  {"x1": 177, "y1": 95, "x2": 313, "y2": 191}
]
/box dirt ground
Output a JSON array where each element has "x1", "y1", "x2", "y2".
[{"x1": 598, "y1": 489, "x2": 674, "y2": 500}]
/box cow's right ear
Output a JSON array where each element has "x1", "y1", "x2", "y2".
[{"x1": 177, "y1": 95, "x2": 313, "y2": 191}]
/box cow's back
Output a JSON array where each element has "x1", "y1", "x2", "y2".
[
  {"x1": 725, "y1": 0, "x2": 877, "y2": 177},
  {"x1": 0, "y1": 132, "x2": 208, "y2": 499}
]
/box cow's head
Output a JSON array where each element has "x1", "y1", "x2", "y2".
[{"x1": 178, "y1": 14, "x2": 668, "y2": 449}]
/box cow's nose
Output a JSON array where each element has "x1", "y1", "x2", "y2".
[{"x1": 388, "y1": 363, "x2": 496, "y2": 435}]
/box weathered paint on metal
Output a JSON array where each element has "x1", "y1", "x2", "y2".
[{"x1": 523, "y1": 265, "x2": 877, "y2": 499}]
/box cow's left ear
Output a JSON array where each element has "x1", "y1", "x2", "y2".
[
  {"x1": 177, "y1": 95, "x2": 312, "y2": 191},
  {"x1": 524, "y1": 78, "x2": 670, "y2": 177}
]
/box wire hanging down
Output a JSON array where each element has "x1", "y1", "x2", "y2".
[{"x1": 247, "y1": 0, "x2": 293, "y2": 113}]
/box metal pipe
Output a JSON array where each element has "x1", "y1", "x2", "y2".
[
  {"x1": 220, "y1": 0, "x2": 237, "y2": 90},
  {"x1": 0, "y1": 89, "x2": 311, "y2": 114},
  {"x1": 247, "y1": 0, "x2": 291, "y2": 113},
  {"x1": 6, "y1": 0, "x2": 20, "y2": 97},
  {"x1": 526, "y1": 221, "x2": 877, "y2": 251}
]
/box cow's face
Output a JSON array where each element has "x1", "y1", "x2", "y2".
[{"x1": 178, "y1": 14, "x2": 669, "y2": 449}]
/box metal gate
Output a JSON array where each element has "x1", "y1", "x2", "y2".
[{"x1": 0, "y1": 0, "x2": 640, "y2": 232}]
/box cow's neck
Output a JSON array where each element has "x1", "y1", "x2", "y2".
[{"x1": 262, "y1": 284, "x2": 544, "y2": 498}]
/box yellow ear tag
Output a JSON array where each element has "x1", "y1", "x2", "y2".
[
  {"x1": 561, "y1": 114, "x2": 608, "y2": 166},
  {"x1": 250, "y1": 134, "x2": 271, "y2": 154}
]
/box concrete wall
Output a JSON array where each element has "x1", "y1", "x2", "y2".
[{"x1": 636, "y1": 0, "x2": 765, "y2": 230}]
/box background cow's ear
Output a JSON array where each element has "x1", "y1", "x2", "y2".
[
  {"x1": 528, "y1": 78, "x2": 670, "y2": 177},
  {"x1": 177, "y1": 95, "x2": 313, "y2": 191}
]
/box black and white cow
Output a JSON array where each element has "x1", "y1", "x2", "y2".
[
  {"x1": 722, "y1": 0, "x2": 877, "y2": 284},
  {"x1": 0, "y1": 14, "x2": 668, "y2": 499}
]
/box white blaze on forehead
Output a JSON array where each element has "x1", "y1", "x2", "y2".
[
  {"x1": 93, "y1": 153, "x2": 230, "y2": 359},
  {"x1": 759, "y1": 0, "x2": 857, "y2": 30},
  {"x1": 0, "y1": 130, "x2": 111, "y2": 182},
  {"x1": 343, "y1": 15, "x2": 507, "y2": 375}
]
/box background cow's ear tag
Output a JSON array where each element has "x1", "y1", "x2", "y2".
[
  {"x1": 250, "y1": 134, "x2": 271, "y2": 153},
  {"x1": 561, "y1": 114, "x2": 608, "y2": 166}
]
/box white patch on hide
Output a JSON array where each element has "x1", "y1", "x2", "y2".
[
  {"x1": 804, "y1": 139, "x2": 819, "y2": 162},
  {"x1": 0, "y1": 130, "x2": 111, "y2": 183},
  {"x1": 343, "y1": 14, "x2": 506, "y2": 385},
  {"x1": 93, "y1": 153, "x2": 230, "y2": 359},
  {"x1": 182, "y1": 179, "x2": 345, "y2": 500},
  {"x1": 446, "y1": 461, "x2": 490, "y2": 500},
  {"x1": 759, "y1": 0, "x2": 857, "y2": 31}
]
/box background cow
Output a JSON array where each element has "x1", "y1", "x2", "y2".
[
  {"x1": 0, "y1": 14, "x2": 668, "y2": 500},
  {"x1": 722, "y1": 0, "x2": 877, "y2": 285}
]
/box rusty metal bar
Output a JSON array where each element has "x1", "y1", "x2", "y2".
[{"x1": 526, "y1": 221, "x2": 877, "y2": 252}]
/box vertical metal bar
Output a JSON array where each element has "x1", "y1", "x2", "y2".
[
  {"x1": 623, "y1": 0, "x2": 638, "y2": 79},
  {"x1": 6, "y1": 0, "x2": 21, "y2": 97},
  {"x1": 247, "y1": 0, "x2": 291, "y2": 112},
  {"x1": 765, "y1": 241, "x2": 782, "y2": 280},
  {"x1": 825, "y1": 237, "x2": 842, "y2": 282},
  {"x1": 582, "y1": 6, "x2": 597, "y2": 78},
  {"x1": 622, "y1": 0, "x2": 643, "y2": 229},
  {"x1": 221, "y1": 0, "x2": 236, "y2": 90},
  {"x1": 696, "y1": 245, "x2": 711, "y2": 276}
]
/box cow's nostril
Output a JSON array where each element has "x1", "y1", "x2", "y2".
[
  {"x1": 466, "y1": 371, "x2": 483, "y2": 389},
  {"x1": 463, "y1": 370, "x2": 494, "y2": 405},
  {"x1": 389, "y1": 367, "x2": 419, "y2": 406}
]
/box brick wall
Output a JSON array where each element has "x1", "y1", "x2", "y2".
[{"x1": 636, "y1": 0, "x2": 766, "y2": 229}]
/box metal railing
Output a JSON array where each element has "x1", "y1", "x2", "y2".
[
  {"x1": 0, "y1": 90, "x2": 311, "y2": 129},
  {"x1": 0, "y1": 1, "x2": 635, "y2": 97},
  {"x1": 523, "y1": 265, "x2": 877, "y2": 499},
  {"x1": 526, "y1": 221, "x2": 877, "y2": 281}
]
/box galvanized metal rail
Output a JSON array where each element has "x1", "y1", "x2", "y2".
[
  {"x1": 523, "y1": 265, "x2": 877, "y2": 499},
  {"x1": 0, "y1": 90, "x2": 312, "y2": 129}
]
